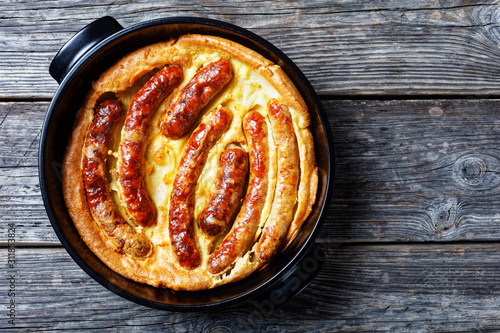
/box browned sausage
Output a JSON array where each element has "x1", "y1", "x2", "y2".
[
  {"x1": 119, "y1": 66, "x2": 183, "y2": 227},
  {"x1": 207, "y1": 111, "x2": 269, "y2": 274},
  {"x1": 82, "y1": 99, "x2": 152, "y2": 258},
  {"x1": 159, "y1": 59, "x2": 233, "y2": 139},
  {"x1": 198, "y1": 147, "x2": 248, "y2": 236},
  {"x1": 169, "y1": 106, "x2": 233, "y2": 270},
  {"x1": 255, "y1": 99, "x2": 299, "y2": 262}
]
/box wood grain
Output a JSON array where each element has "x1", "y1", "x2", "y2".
[
  {"x1": 4, "y1": 2, "x2": 500, "y2": 330},
  {"x1": 3, "y1": 98, "x2": 500, "y2": 244},
  {"x1": 328, "y1": 98, "x2": 500, "y2": 243},
  {"x1": 0, "y1": 102, "x2": 42, "y2": 167},
  {"x1": 2, "y1": 245, "x2": 500, "y2": 331},
  {"x1": 2, "y1": 1, "x2": 500, "y2": 98}
]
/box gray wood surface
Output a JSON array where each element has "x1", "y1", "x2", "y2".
[
  {"x1": 2, "y1": 1, "x2": 500, "y2": 98},
  {"x1": 3, "y1": 245, "x2": 500, "y2": 332},
  {"x1": 2, "y1": 0, "x2": 500, "y2": 331},
  {"x1": 4, "y1": 99, "x2": 500, "y2": 245}
]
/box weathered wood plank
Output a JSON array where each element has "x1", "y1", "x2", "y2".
[
  {"x1": 2, "y1": 244, "x2": 500, "y2": 331},
  {"x1": 0, "y1": 167, "x2": 54, "y2": 245},
  {"x1": 2, "y1": 1, "x2": 500, "y2": 98},
  {"x1": 5, "y1": 1, "x2": 500, "y2": 331},
  {"x1": 329, "y1": 98, "x2": 500, "y2": 243},
  {"x1": 3, "y1": 98, "x2": 500, "y2": 244},
  {"x1": 0, "y1": 102, "x2": 43, "y2": 168}
]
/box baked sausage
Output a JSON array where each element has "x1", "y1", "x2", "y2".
[
  {"x1": 207, "y1": 111, "x2": 269, "y2": 274},
  {"x1": 198, "y1": 147, "x2": 248, "y2": 236},
  {"x1": 82, "y1": 99, "x2": 152, "y2": 258},
  {"x1": 255, "y1": 100, "x2": 299, "y2": 262},
  {"x1": 118, "y1": 66, "x2": 183, "y2": 227},
  {"x1": 169, "y1": 106, "x2": 233, "y2": 270},
  {"x1": 159, "y1": 59, "x2": 233, "y2": 139}
]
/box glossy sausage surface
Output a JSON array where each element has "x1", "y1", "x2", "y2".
[
  {"x1": 83, "y1": 99, "x2": 152, "y2": 258},
  {"x1": 169, "y1": 106, "x2": 233, "y2": 270},
  {"x1": 255, "y1": 100, "x2": 300, "y2": 262},
  {"x1": 198, "y1": 147, "x2": 248, "y2": 236},
  {"x1": 159, "y1": 59, "x2": 233, "y2": 139},
  {"x1": 207, "y1": 111, "x2": 269, "y2": 274},
  {"x1": 119, "y1": 66, "x2": 183, "y2": 227}
]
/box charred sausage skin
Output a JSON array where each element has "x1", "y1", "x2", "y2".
[
  {"x1": 198, "y1": 147, "x2": 248, "y2": 236},
  {"x1": 83, "y1": 99, "x2": 152, "y2": 258},
  {"x1": 118, "y1": 66, "x2": 183, "y2": 227},
  {"x1": 169, "y1": 106, "x2": 233, "y2": 270},
  {"x1": 159, "y1": 59, "x2": 233, "y2": 139},
  {"x1": 207, "y1": 111, "x2": 269, "y2": 274}
]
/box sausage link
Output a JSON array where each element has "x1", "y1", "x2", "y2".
[
  {"x1": 159, "y1": 59, "x2": 233, "y2": 139},
  {"x1": 198, "y1": 147, "x2": 248, "y2": 236},
  {"x1": 119, "y1": 66, "x2": 183, "y2": 227},
  {"x1": 83, "y1": 99, "x2": 152, "y2": 258},
  {"x1": 255, "y1": 100, "x2": 299, "y2": 262},
  {"x1": 207, "y1": 111, "x2": 269, "y2": 274},
  {"x1": 169, "y1": 106, "x2": 233, "y2": 270}
]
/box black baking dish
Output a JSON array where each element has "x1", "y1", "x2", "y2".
[{"x1": 39, "y1": 16, "x2": 334, "y2": 311}]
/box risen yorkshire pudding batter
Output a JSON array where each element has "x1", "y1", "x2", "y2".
[{"x1": 63, "y1": 34, "x2": 318, "y2": 291}]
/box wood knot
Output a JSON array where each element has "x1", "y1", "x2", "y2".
[
  {"x1": 430, "y1": 197, "x2": 458, "y2": 236},
  {"x1": 454, "y1": 156, "x2": 486, "y2": 186},
  {"x1": 452, "y1": 153, "x2": 500, "y2": 191}
]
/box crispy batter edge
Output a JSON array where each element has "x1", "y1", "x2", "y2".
[
  {"x1": 62, "y1": 34, "x2": 318, "y2": 291},
  {"x1": 62, "y1": 95, "x2": 152, "y2": 285}
]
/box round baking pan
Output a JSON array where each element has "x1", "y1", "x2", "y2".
[{"x1": 39, "y1": 16, "x2": 333, "y2": 311}]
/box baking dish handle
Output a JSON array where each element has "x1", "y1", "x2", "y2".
[
  {"x1": 49, "y1": 16, "x2": 123, "y2": 84},
  {"x1": 249, "y1": 242, "x2": 326, "y2": 310}
]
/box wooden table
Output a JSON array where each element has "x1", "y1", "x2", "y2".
[{"x1": 2, "y1": 1, "x2": 500, "y2": 331}]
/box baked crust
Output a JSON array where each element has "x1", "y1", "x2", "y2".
[{"x1": 62, "y1": 34, "x2": 317, "y2": 291}]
